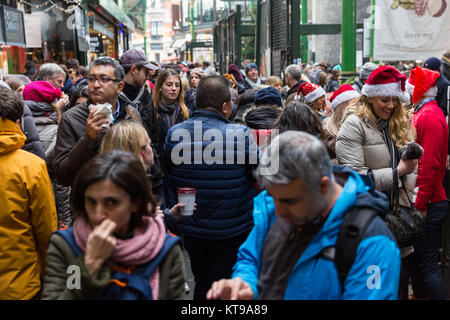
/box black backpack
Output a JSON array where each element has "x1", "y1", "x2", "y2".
[{"x1": 319, "y1": 206, "x2": 380, "y2": 289}]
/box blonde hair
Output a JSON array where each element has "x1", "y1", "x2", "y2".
[
  {"x1": 351, "y1": 95, "x2": 412, "y2": 149},
  {"x1": 101, "y1": 121, "x2": 149, "y2": 167},
  {"x1": 153, "y1": 68, "x2": 189, "y2": 120},
  {"x1": 326, "y1": 98, "x2": 358, "y2": 135},
  {"x1": 265, "y1": 76, "x2": 282, "y2": 88}
]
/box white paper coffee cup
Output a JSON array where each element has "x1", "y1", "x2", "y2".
[{"x1": 178, "y1": 188, "x2": 196, "y2": 216}]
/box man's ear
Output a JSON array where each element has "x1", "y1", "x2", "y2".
[
  {"x1": 117, "y1": 81, "x2": 125, "y2": 93},
  {"x1": 319, "y1": 176, "x2": 330, "y2": 196},
  {"x1": 221, "y1": 100, "x2": 232, "y2": 118}
]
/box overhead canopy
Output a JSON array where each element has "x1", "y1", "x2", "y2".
[
  {"x1": 171, "y1": 39, "x2": 186, "y2": 49},
  {"x1": 90, "y1": 0, "x2": 135, "y2": 32}
]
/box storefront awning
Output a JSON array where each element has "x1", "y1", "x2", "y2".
[
  {"x1": 171, "y1": 39, "x2": 186, "y2": 50},
  {"x1": 1, "y1": 5, "x2": 26, "y2": 47},
  {"x1": 91, "y1": 0, "x2": 135, "y2": 32}
]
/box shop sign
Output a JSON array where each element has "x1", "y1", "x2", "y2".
[
  {"x1": 92, "y1": 19, "x2": 114, "y2": 40},
  {"x1": 90, "y1": 34, "x2": 104, "y2": 53},
  {"x1": 1, "y1": 4, "x2": 26, "y2": 47},
  {"x1": 75, "y1": 7, "x2": 89, "y2": 52}
]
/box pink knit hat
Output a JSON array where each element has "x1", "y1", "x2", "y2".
[{"x1": 23, "y1": 81, "x2": 62, "y2": 104}]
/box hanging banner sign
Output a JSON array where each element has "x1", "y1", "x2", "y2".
[
  {"x1": 24, "y1": 13, "x2": 41, "y2": 48},
  {"x1": 374, "y1": 0, "x2": 450, "y2": 60}
]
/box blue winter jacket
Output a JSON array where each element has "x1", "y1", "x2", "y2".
[
  {"x1": 163, "y1": 109, "x2": 259, "y2": 240},
  {"x1": 232, "y1": 165, "x2": 401, "y2": 300}
]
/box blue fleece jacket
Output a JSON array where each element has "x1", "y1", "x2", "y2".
[{"x1": 232, "y1": 165, "x2": 401, "y2": 300}]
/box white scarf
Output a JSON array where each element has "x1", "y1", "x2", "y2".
[{"x1": 246, "y1": 77, "x2": 261, "y2": 88}]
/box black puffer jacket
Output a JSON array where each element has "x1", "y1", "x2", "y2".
[
  {"x1": 22, "y1": 103, "x2": 46, "y2": 160},
  {"x1": 119, "y1": 83, "x2": 164, "y2": 192}
]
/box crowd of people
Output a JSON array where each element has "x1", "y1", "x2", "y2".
[{"x1": 0, "y1": 47, "x2": 450, "y2": 300}]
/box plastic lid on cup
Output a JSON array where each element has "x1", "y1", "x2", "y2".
[{"x1": 178, "y1": 188, "x2": 196, "y2": 194}]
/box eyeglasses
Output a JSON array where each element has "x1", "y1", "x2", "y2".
[{"x1": 86, "y1": 76, "x2": 122, "y2": 85}]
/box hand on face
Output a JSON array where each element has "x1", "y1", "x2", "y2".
[{"x1": 84, "y1": 219, "x2": 117, "y2": 277}]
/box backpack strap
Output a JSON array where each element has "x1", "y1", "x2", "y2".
[
  {"x1": 319, "y1": 206, "x2": 379, "y2": 290},
  {"x1": 107, "y1": 233, "x2": 181, "y2": 300},
  {"x1": 133, "y1": 233, "x2": 181, "y2": 279},
  {"x1": 54, "y1": 228, "x2": 83, "y2": 257},
  {"x1": 124, "y1": 104, "x2": 142, "y2": 123}
]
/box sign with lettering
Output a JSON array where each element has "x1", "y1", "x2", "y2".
[
  {"x1": 374, "y1": 0, "x2": 450, "y2": 60},
  {"x1": 75, "y1": 7, "x2": 89, "y2": 52},
  {"x1": 2, "y1": 4, "x2": 26, "y2": 46},
  {"x1": 89, "y1": 34, "x2": 103, "y2": 53}
]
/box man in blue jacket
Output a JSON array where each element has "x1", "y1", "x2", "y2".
[
  {"x1": 164, "y1": 75, "x2": 259, "y2": 300},
  {"x1": 207, "y1": 131, "x2": 401, "y2": 300}
]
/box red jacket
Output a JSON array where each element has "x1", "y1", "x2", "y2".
[{"x1": 413, "y1": 99, "x2": 448, "y2": 211}]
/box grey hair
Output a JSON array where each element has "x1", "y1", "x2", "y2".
[
  {"x1": 90, "y1": 56, "x2": 125, "y2": 81},
  {"x1": 35, "y1": 63, "x2": 65, "y2": 81},
  {"x1": 255, "y1": 130, "x2": 333, "y2": 190},
  {"x1": 285, "y1": 64, "x2": 303, "y2": 81}
]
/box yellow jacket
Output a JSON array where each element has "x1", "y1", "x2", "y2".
[{"x1": 0, "y1": 118, "x2": 57, "y2": 299}]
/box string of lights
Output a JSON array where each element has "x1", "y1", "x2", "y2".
[{"x1": 17, "y1": 0, "x2": 81, "y2": 14}]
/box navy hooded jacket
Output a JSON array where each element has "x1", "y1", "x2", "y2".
[{"x1": 163, "y1": 109, "x2": 260, "y2": 240}]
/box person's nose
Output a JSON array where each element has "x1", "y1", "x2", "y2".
[
  {"x1": 386, "y1": 100, "x2": 394, "y2": 110},
  {"x1": 93, "y1": 203, "x2": 107, "y2": 224}
]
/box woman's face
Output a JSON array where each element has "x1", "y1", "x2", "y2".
[
  {"x1": 190, "y1": 73, "x2": 201, "y2": 88},
  {"x1": 141, "y1": 137, "x2": 154, "y2": 168},
  {"x1": 368, "y1": 96, "x2": 396, "y2": 120},
  {"x1": 273, "y1": 84, "x2": 282, "y2": 93},
  {"x1": 84, "y1": 179, "x2": 138, "y2": 234},
  {"x1": 160, "y1": 75, "x2": 180, "y2": 103},
  {"x1": 312, "y1": 96, "x2": 326, "y2": 111}
]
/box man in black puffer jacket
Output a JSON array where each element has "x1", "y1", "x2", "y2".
[{"x1": 118, "y1": 49, "x2": 164, "y2": 199}]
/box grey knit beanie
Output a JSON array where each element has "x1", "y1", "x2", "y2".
[{"x1": 360, "y1": 62, "x2": 378, "y2": 82}]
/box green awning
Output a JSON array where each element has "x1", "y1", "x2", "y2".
[{"x1": 91, "y1": 0, "x2": 135, "y2": 32}]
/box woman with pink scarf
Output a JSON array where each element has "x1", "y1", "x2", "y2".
[{"x1": 41, "y1": 150, "x2": 186, "y2": 300}]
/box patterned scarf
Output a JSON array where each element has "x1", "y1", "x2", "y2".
[{"x1": 377, "y1": 118, "x2": 399, "y2": 206}]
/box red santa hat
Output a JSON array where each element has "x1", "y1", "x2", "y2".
[
  {"x1": 295, "y1": 82, "x2": 326, "y2": 103},
  {"x1": 329, "y1": 84, "x2": 360, "y2": 111},
  {"x1": 407, "y1": 66, "x2": 439, "y2": 104},
  {"x1": 361, "y1": 66, "x2": 409, "y2": 102}
]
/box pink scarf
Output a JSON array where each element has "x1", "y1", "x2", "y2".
[{"x1": 73, "y1": 215, "x2": 166, "y2": 300}]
